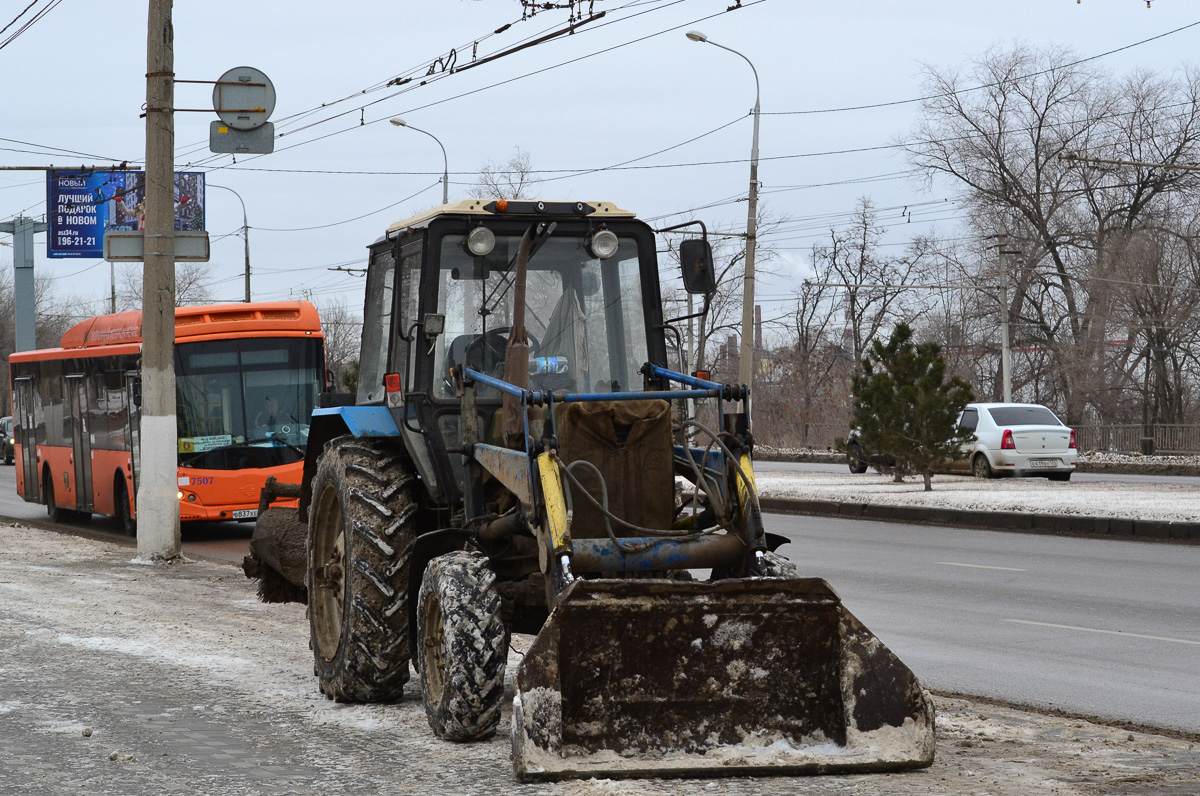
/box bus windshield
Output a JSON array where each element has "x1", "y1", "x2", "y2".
[{"x1": 175, "y1": 337, "x2": 323, "y2": 467}]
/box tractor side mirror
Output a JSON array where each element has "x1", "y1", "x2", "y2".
[{"x1": 679, "y1": 239, "x2": 716, "y2": 295}]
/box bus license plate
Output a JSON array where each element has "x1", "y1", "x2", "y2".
[
  {"x1": 1029, "y1": 459, "x2": 1056, "y2": 468},
  {"x1": 233, "y1": 509, "x2": 258, "y2": 520}
]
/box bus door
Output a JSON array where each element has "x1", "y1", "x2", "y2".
[
  {"x1": 125, "y1": 372, "x2": 141, "y2": 500},
  {"x1": 66, "y1": 374, "x2": 93, "y2": 512},
  {"x1": 12, "y1": 376, "x2": 39, "y2": 502}
]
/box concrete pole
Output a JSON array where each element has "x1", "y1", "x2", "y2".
[
  {"x1": 740, "y1": 101, "x2": 760, "y2": 391},
  {"x1": 138, "y1": 0, "x2": 181, "y2": 560},
  {"x1": 998, "y1": 235, "x2": 1012, "y2": 403},
  {"x1": 0, "y1": 216, "x2": 45, "y2": 351}
]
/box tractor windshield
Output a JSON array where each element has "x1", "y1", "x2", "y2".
[{"x1": 434, "y1": 232, "x2": 648, "y2": 399}]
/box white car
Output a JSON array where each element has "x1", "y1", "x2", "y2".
[{"x1": 950, "y1": 403, "x2": 1076, "y2": 481}]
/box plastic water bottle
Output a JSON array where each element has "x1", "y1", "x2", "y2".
[{"x1": 530, "y1": 356, "x2": 569, "y2": 375}]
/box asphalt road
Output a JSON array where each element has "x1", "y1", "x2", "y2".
[
  {"x1": 0, "y1": 466, "x2": 254, "y2": 565},
  {"x1": 3, "y1": 463, "x2": 1197, "y2": 736},
  {"x1": 770, "y1": 513, "x2": 1200, "y2": 735},
  {"x1": 758, "y1": 459, "x2": 1200, "y2": 485}
]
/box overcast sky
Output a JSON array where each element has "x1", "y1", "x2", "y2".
[{"x1": 2, "y1": 0, "x2": 1198, "y2": 331}]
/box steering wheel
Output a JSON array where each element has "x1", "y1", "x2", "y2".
[{"x1": 463, "y1": 326, "x2": 541, "y2": 374}]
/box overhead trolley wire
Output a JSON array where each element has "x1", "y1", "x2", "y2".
[{"x1": 765, "y1": 18, "x2": 1200, "y2": 116}]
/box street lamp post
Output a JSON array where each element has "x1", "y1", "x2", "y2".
[
  {"x1": 687, "y1": 30, "x2": 761, "y2": 390},
  {"x1": 390, "y1": 117, "x2": 449, "y2": 205},
  {"x1": 209, "y1": 184, "x2": 251, "y2": 302}
]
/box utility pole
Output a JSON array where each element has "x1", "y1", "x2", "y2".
[
  {"x1": 139, "y1": 0, "x2": 181, "y2": 560},
  {"x1": 997, "y1": 235, "x2": 1013, "y2": 403},
  {"x1": 0, "y1": 215, "x2": 45, "y2": 351}
]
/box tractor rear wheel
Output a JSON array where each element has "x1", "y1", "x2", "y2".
[
  {"x1": 308, "y1": 436, "x2": 417, "y2": 703},
  {"x1": 418, "y1": 551, "x2": 509, "y2": 741}
]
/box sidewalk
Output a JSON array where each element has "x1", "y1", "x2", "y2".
[
  {"x1": 2, "y1": 522, "x2": 1198, "y2": 795},
  {"x1": 753, "y1": 468, "x2": 1200, "y2": 542}
]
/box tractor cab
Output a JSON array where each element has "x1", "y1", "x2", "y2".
[{"x1": 359, "y1": 200, "x2": 669, "y2": 505}]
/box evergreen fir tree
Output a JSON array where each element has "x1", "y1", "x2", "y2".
[{"x1": 851, "y1": 323, "x2": 975, "y2": 491}]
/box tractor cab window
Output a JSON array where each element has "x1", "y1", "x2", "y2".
[
  {"x1": 433, "y1": 232, "x2": 648, "y2": 400},
  {"x1": 358, "y1": 240, "x2": 396, "y2": 405}
]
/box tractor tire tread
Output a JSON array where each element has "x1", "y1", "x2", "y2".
[
  {"x1": 309, "y1": 435, "x2": 416, "y2": 704},
  {"x1": 418, "y1": 551, "x2": 509, "y2": 742}
]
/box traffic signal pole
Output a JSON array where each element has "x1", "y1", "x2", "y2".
[{"x1": 138, "y1": 0, "x2": 181, "y2": 560}]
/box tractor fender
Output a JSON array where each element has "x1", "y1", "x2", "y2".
[{"x1": 299, "y1": 406, "x2": 402, "y2": 519}]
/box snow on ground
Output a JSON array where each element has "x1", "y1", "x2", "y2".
[
  {"x1": 754, "y1": 470, "x2": 1200, "y2": 522},
  {"x1": 2, "y1": 523, "x2": 1200, "y2": 794}
]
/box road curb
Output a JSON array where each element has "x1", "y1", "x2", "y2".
[
  {"x1": 755, "y1": 449, "x2": 1200, "y2": 476},
  {"x1": 758, "y1": 496, "x2": 1200, "y2": 543}
]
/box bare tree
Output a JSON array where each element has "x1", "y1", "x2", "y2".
[
  {"x1": 810, "y1": 198, "x2": 925, "y2": 368},
  {"x1": 904, "y1": 44, "x2": 1200, "y2": 424},
  {"x1": 117, "y1": 262, "x2": 214, "y2": 310},
  {"x1": 474, "y1": 147, "x2": 540, "y2": 200},
  {"x1": 316, "y1": 297, "x2": 361, "y2": 391},
  {"x1": 0, "y1": 271, "x2": 91, "y2": 414}
]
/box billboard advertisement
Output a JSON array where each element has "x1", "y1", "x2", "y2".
[{"x1": 46, "y1": 170, "x2": 206, "y2": 258}]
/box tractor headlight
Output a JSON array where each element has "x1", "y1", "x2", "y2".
[
  {"x1": 588, "y1": 229, "x2": 619, "y2": 260},
  {"x1": 466, "y1": 226, "x2": 496, "y2": 257}
]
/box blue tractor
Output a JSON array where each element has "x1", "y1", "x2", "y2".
[{"x1": 246, "y1": 199, "x2": 935, "y2": 780}]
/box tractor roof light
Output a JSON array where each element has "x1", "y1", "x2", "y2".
[
  {"x1": 466, "y1": 225, "x2": 495, "y2": 257},
  {"x1": 588, "y1": 228, "x2": 619, "y2": 260}
]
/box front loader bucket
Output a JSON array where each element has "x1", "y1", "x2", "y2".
[{"x1": 512, "y1": 577, "x2": 934, "y2": 781}]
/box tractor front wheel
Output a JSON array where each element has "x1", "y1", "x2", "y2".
[
  {"x1": 308, "y1": 436, "x2": 417, "y2": 703},
  {"x1": 418, "y1": 551, "x2": 510, "y2": 741}
]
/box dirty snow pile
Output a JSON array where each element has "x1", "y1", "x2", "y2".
[{"x1": 753, "y1": 470, "x2": 1200, "y2": 523}]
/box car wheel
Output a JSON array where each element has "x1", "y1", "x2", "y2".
[
  {"x1": 847, "y1": 442, "x2": 869, "y2": 474},
  {"x1": 972, "y1": 453, "x2": 994, "y2": 479},
  {"x1": 1048, "y1": 472, "x2": 1071, "y2": 482}
]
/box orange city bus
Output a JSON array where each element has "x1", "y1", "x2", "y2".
[{"x1": 8, "y1": 301, "x2": 325, "y2": 533}]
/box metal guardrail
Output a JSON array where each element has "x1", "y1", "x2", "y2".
[
  {"x1": 763, "y1": 423, "x2": 1200, "y2": 455},
  {"x1": 1074, "y1": 425, "x2": 1200, "y2": 455}
]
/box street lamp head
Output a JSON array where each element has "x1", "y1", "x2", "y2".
[
  {"x1": 685, "y1": 30, "x2": 708, "y2": 42},
  {"x1": 389, "y1": 117, "x2": 407, "y2": 127}
]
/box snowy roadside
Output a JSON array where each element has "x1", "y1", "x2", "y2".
[
  {"x1": 753, "y1": 470, "x2": 1200, "y2": 523},
  {"x1": 2, "y1": 522, "x2": 1200, "y2": 795},
  {"x1": 757, "y1": 445, "x2": 1200, "y2": 475}
]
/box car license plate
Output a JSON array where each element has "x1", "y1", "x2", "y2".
[
  {"x1": 233, "y1": 509, "x2": 258, "y2": 520},
  {"x1": 1029, "y1": 459, "x2": 1056, "y2": 469}
]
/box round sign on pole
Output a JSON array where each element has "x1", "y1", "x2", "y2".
[{"x1": 213, "y1": 66, "x2": 276, "y2": 131}]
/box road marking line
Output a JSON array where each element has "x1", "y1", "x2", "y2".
[
  {"x1": 937, "y1": 561, "x2": 1026, "y2": 572},
  {"x1": 1005, "y1": 619, "x2": 1200, "y2": 646}
]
